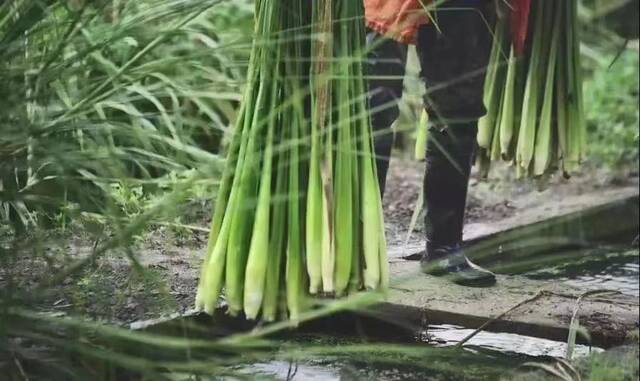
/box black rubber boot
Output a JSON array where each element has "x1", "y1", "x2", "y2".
[
  {"x1": 421, "y1": 244, "x2": 496, "y2": 287},
  {"x1": 420, "y1": 123, "x2": 496, "y2": 287}
]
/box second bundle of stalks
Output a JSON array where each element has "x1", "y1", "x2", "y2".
[{"x1": 477, "y1": 0, "x2": 585, "y2": 179}]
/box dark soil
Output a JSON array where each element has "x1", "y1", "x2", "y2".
[{"x1": 383, "y1": 157, "x2": 638, "y2": 246}]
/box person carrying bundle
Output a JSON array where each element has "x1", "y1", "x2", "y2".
[
  {"x1": 196, "y1": 0, "x2": 582, "y2": 320},
  {"x1": 364, "y1": 0, "x2": 497, "y2": 286}
]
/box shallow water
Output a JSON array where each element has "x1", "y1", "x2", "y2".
[
  {"x1": 232, "y1": 336, "x2": 532, "y2": 381},
  {"x1": 425, "y1": 324, "x2": 600, "y2": 358},
  {"x1": 524, "y1": 248, "x2": 639, "y2": 297},
  {"x1": 242, "y1": 359, "x2": 501, "y2": 381}
]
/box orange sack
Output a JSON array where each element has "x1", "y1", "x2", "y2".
[{"x1": 364, "y1": 0, "x2": 430, "y2": 44}]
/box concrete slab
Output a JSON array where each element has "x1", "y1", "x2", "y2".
[{"x1": 383, "y1": 260, "x2": 638, "y2": 349}]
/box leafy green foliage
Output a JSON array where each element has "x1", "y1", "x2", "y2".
[
  {"x1": 0, "y1": 1, "x2": 252, "y2": 377},
  {"x1": 0, "y1": 0, "x2": 252, "y2": 232},
  {"x1": 583, "y1": 50, "x2": 639, "y2": 169}
]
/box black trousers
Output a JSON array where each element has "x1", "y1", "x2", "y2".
[{"x1": 367, "y1": 0, "x2": 493, "y2": 248}]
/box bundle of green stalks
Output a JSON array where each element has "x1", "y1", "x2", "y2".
[
  {"x1": 477, "y1": 0, "x2": 585, "y2": 179},
  {"x1": 195, "y1": 0, "x2": 387, "y2": 322}
]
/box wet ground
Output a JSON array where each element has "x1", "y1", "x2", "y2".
[
  {"x1": 525, "y1": 248, "x2": 639, "y2": 298},
  {"x1": 383, "y1": 158, "x2": 639, "y2": 247},
  {"x1": 231, "y1": 345, "x2": 525, "y2": 381},
  {"x1": 425, "y1": 324, "x2": 599, "y2": 357},
  {"x1": 223, "y1": 339, "x2": 638, "y2": 381}
]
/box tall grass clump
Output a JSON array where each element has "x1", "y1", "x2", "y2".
[
  {"x1": 0, "y1": 0, "x2": 251, "y2": 377},
  {"x1": 0, "y1": 0, "x2": 254, "y2": 235}
]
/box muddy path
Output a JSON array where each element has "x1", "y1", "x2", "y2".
[{"x1": 3, "y1": 159, "x2": 638, "y2": 325}]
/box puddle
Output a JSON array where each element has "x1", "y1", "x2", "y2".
[
  {"x1": 248, "y1": 361, "x2": 336, "y2": 380},
  {"x1": 223, "y1": 327, "x2": 602, "y2": 380},
  {"x1": 424, "y1": 324, "x2": 602, "y2": 358},
  {"x1": 229, "y1": 336, "x2": 533, "y2": 381},
  {"x1": 524, "y1": 248, "x2": 639, "y2": 297},
  {"x1": 241, "y1": 360, "x2": 452, "y2": 381}
]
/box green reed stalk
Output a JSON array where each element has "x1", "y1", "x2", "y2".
[
  {"x1": 533, "y1": 0, "x2": 562, "y2": 176},
  {"x1": 516, "y1": 0, "x2": 546, "y2": 174}
]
